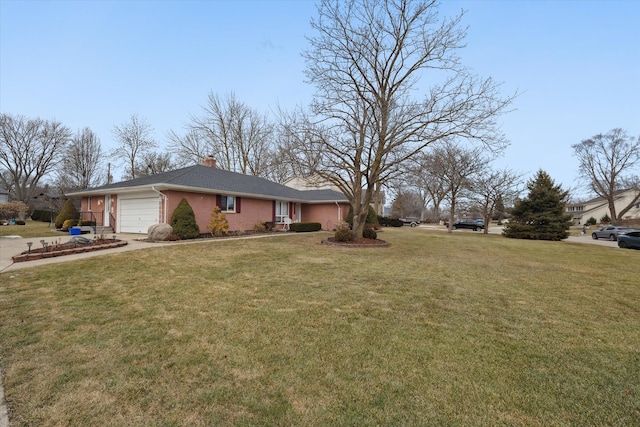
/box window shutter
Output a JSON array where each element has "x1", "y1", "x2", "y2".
[
  {"x1": 216, "y1": 195, "x2": 221, "y2": 208},
  {"x1": 236, "y1": 197, "x2": 241, "y2": 213},
  {"x1": 272, "y1": 201, "x2": 276, "y2": 222}
]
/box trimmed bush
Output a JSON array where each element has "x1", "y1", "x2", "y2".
[
  {"x1": 600, "y1": 214, "x2": 611, "y2": 223},
  {"x1": 586, "y1": 217, "x2": 597, "y2": 226},
  {"x1": 290, "y1": 222, "x2": 321, "y2": 232},
  {"x1": 170, "y1": 198, "x2": 200, "y2": 239},
  {"x1": 55, "y1": 199, "x2": 78, "y2": 229},
  {"x1": 363, "y1": 228, "x2": 377, "y2": 239},
  {"x1": 334, "y1": 227, "x2": 354, "y2": 242},
  {"x1": 0, "y1": 201, "x2": 29, "y2": 221},
  {"x1": 207, "y1": 206, "x2": 229, "y2": 236},
  {"x1": 378, "y1": 216, "x2": 403, "y2": 227}
]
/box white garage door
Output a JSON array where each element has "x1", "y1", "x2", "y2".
[{"x1": 119, "y1": 196, "x2": 160, "y2": 233}]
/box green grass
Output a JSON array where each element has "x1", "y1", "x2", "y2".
[
  {"x1": 1, "y1": 228, "x2": 639, "y2": 426},
  {"x1": 0, "y1": 220, "x2": 61, "y2": 238}
]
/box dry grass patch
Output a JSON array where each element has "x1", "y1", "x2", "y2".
[
  {"x1": 1, "y1": 228, "x2": 639, "y2": 426},
  {"x1": 0, "y1": 220, "x2": 61, "y2": 238}
]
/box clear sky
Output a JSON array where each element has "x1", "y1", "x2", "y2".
[{"x1": 1, "y1": 0, "x2": 639, "y2": 200}]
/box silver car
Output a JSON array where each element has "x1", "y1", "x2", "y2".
[{"x1": 591, "y1": 226, "x2": 634, "y2": 241}]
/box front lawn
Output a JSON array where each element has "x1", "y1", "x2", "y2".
[
  {"x1": 0, "y1": 228, "x2": 638, "y2": 426},
  {"x1": 0, "y1": 220, "x2": 61, "y2": 238}
]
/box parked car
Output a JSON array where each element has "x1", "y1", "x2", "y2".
[
  {"x1": 399, "y1": 217, "x2": 420, "y2": 227},
  {"x1": 591, "y1": 226, "x2": 634, "y2": 241},
  {"x1": 617, "y1": 230, "x2": 640, "y2": 249},
  {"x1": 445, "y1": 218, "x2": 484, "y2": 231}
]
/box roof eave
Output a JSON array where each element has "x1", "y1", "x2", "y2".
[{"x1": 66, "y1": 183, "x2": 338, "y2": 203}]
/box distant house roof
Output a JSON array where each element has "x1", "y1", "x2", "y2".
[
  {"x1": 66, "y1": 164, "x2": 348, "y2": 203},
  {"x1": 567, "y1": 189, "x2": 634, "y2": 208}
]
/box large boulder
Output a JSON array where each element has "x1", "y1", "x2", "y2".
[{"x1": 148, "y1": 223, "x2": 173, "y2": 241}]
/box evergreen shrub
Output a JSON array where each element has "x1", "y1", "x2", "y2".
[
  {"x1": 290, "y1": 222, "x2": 321, "y2": 232},
  {"x1": 334, "y1": 227, "x2": 354, "y2": 242},
  {"x1": 378, "y1": 216, "x2": 403, "y2": 227},
  {"x1": 170, "y1": 198, "x2": 200, "y2": 239},
  {"x1": 363, "y1": 228, "x2": 377, "y2": 239},
  {"x1": 346, "y1": 205, "x2": 378, "y2": 227},
  {"x1": 55, "y1": 199, "x2": 78, "y2": 229},
  {"x1": 586, "y1": 217, "x2": 597, "y2": 226}
]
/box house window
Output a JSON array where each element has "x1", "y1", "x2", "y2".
[
  {"x1": 221, "y1": 195, "x2": 235, "y2": 212},
  {"x1": 275, "y1": 201, "x2": 289, "y2": 223}
]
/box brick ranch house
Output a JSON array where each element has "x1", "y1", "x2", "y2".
[{"x1": 66, "y1": 158, "x2": 350, "y2": 234}]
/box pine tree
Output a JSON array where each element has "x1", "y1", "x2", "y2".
[
  {"x1": 170, "y1": 198, "x2": 200, "y2": 239},
  {"x1": 503, "y1": 170, "x2": 572, "y2": 241}
]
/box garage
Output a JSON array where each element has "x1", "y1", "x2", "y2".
[{"x1": 118, "y1": 195, "x2": 160, "y2": 233}]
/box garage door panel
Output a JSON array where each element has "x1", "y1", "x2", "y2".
[{"x1": 119, "y1": 196, "x2": 159, "y2": 233}]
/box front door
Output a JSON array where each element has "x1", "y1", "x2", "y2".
[{"x1": 104, "y1": 195, "x2": 111, "y2": 227}]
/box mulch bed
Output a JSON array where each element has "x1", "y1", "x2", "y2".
[{"x1": 11, "y1": 239, "x2": 128, "y2": 263}]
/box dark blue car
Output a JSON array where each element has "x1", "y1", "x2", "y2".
[{"x1": 617, "y1": 230, "x2": 640, "y2": 249}]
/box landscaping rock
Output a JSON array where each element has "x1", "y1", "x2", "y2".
[{"x1": 148, "y1": 224, "x2": 173, "y2": 241}]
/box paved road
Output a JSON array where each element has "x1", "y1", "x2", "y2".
[{"x1": 417, "y1": 224, "x2": 622, "y2": 248}]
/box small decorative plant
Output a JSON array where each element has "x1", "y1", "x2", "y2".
[{"x1": 208, "y1": 206, "x2": 229, "y2": 237}]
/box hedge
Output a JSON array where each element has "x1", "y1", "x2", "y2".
[{"x1": 290, "y1": 222, "x2": 322, "y2": 232}]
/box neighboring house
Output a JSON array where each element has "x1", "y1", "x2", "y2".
[
  {"x1": 284, "y1": 175, "x2": 386, "y2": 216},
  {"x1": 66, "y1": 157, "x2": 350, "y2": 234},
  {"x1": 566, "y1": 188, "x2": 640, "y2": 224}
]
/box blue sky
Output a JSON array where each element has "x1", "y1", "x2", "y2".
[{"x1": 1, "y1": 0, "x2": 639, "y2": 200}]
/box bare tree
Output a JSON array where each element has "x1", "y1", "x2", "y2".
[
  {"x1": 167, "y1": 129, "x2": 208, "y2": 167},
  {"x1": 430, "y1": 141, "x2": 486, "y2": 232},
  {"x1": 56, "y1": 127, "x2": 104, "y2": 191},
  {"x1": 176, "y1": 92, "x2": 275, "y2": 176},
  {"x1": 390, "y1": 189, "x2": 423, "y2": 218},
  {"x1": 470, "y1": 167, "x2": 522, "y2": 234},
  {"x1": 405, "y1": 151, "x2": 449, "y2": 222},
  {"x1": 127, "y1": 151, "x2": 178, "y2": 179},
  {"x1": 573, "y1": 128, "x2": 640, "y2": 221},
  {"x1": 300, "y1": 0, "x2": 514, "y2": 238},
  {"x1": 0, "y1": 113, "x2": 72, "y2": 204},
  {"x1": 111, "y1": 114, "x2": 157, "y2": 180}
]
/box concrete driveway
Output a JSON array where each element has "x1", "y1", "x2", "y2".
[{"x1": 0, "y1": 233, "x2": 162, "y2": 273}]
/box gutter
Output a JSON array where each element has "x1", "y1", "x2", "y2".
[{"x1": 151, "y1": 186, "x2": 168, "y2": 224}]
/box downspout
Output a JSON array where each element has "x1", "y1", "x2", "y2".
[
  {"x1": 335, "y1": 201, "x2": 341, "y2": 225},
  {"x1": 151, "y1": 186, "x2": 167, "y2": 224}
]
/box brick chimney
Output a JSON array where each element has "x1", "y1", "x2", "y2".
[{"x1": 202, "y1": 156, "x2": 216, "y2": 168}]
